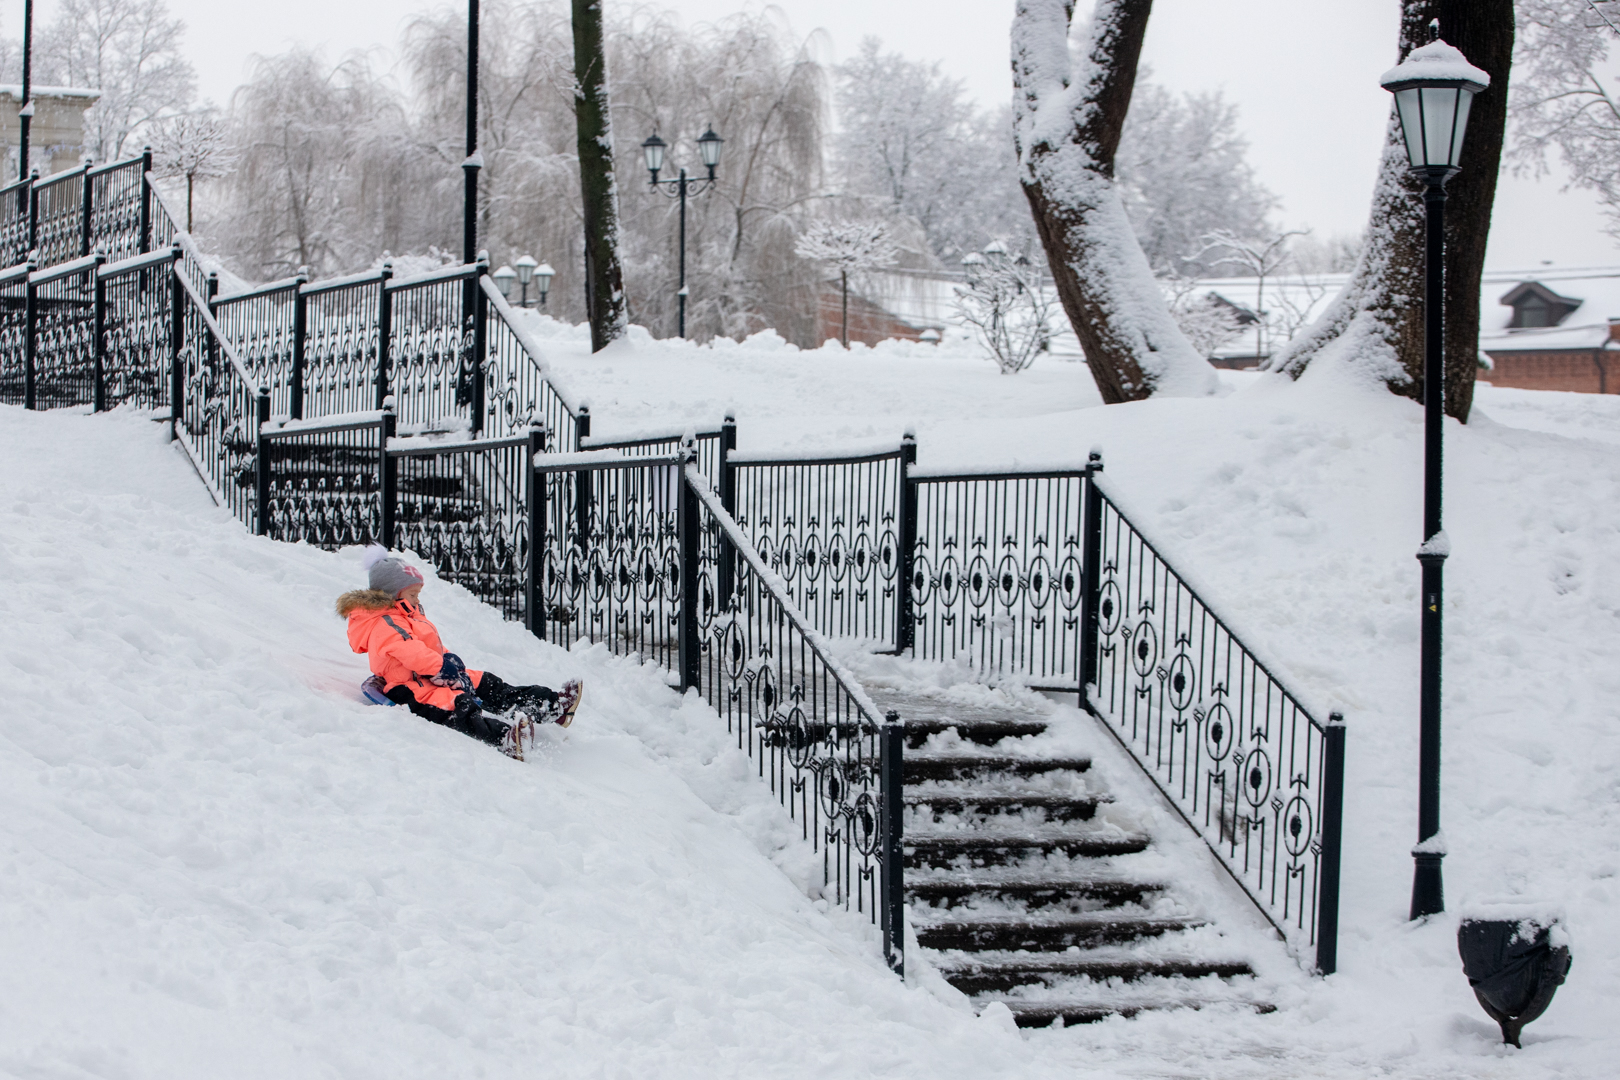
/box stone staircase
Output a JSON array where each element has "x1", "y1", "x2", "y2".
[{"x1": 870, "y1": 685, "x2": 1274, "y2": 1028}]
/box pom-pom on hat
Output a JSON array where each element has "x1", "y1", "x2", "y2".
[{"x1": 361, "y1": 544, "x2": 424, "y2": 598}]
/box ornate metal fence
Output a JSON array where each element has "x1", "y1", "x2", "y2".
[
  {"x1": 386, "y1": 264, "x2": 481, "y2": 430},
  {"x1": 172, "y1": 269, "x2": 266, "y2": 529},
  {"x1": 304, "y1": 270, "x2": 387, "y2": 418},
  {"x1": 1084, "y1": 477, "x2": 1344, "y2": 971},
  {"x1": 0, "y1": 262, "x2": 31, "y2": 404},
  {"x1": 99, "y1": 249, "x2": 176, "y2": 411},
  {"x1": 214, "y1": 276, "x2": 302, "y2": 417},
  {"x1": 32, "y1": 167, "x2": 88, "y2": 268},
  {"x1": 0, "y1": 178, "x2": 30, "y2": 267},
  {"x1": 27, "y1": 255, "x2": 99, "y2": 410},
  {"x1": 726, "y1": 444, "x2": 904, "y2": 645},
  {"x1": 391, "y1": 431, "x2": 537, "y2": 624},
  {"x1": 89, "y1": 157, "x2": 150, "y2": 263},
  {"x1": 481, "y1": 276, "x2": 579, "y2": 445},
  {"x1": 908, "y1": 467, "x2": 1089, "y2": 687},
  {"x1": 259, "y1": 413, "x2": 389, "y2": 548}
]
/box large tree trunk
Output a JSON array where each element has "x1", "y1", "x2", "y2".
[
  {"x1": 1268, "y1": 1, "x2": 1514, "y2": 422},
  {"x1": 1011, "y1": 0, "x2": 1216, "y2": 402},
  {"x1": 572, "y1": 0, "x2": 628, "y2": 352}
]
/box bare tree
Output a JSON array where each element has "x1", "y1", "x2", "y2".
[
  {"x1": 794, "y1": 219, "x2": 896, "y2": 346},
  {"x1": 1512, "y1": 0, "x2": 1620, "y2": 236},
  {"x1": 1011, "y1": 0, "x2": 1217, "y2": 403},
  {"x1": 151, "y1": 110, "x2": 236, "y2": 231},
  {"x1": 1194, "y1": 227, "x2": 1307, "y2": 360},
  {"x1": 36, "y1": 0, "x2": 194, "y2": 163},
  {"x1": 1161, "y1": 276, "x2": 1244, "y2": 358},
  {"x1": 1269, "y1": 1, "x2": 1514, "y2": 422},
  {"x1": 955, "y1": 243, "x2": 1057, "y2": 374}
]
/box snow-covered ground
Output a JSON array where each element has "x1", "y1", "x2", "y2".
[{"x1": 2, "y1": 330, "x2": 1616, "y2": 1077}]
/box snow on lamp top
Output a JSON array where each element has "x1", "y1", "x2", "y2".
[{"x1": 1381, "y1": 40, "x2": 1490, "y2": 172}]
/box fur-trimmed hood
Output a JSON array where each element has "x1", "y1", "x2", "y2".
[{"x1": 336, "y1": 589, "x2": 402, "y2": 617}]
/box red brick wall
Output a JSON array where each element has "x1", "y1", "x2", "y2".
[
  {"x1": 813, "y1": 287, "x2": 927, "y2": 346},
  {"x1": 1479, "y1": 350, "x2": 1617, "y2": 394}
]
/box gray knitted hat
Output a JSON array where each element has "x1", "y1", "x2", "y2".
[{"x1": 362, "y1": 545, "x2": 424, "y2": 597}]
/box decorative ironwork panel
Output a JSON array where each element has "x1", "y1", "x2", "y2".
[
  {"x1": 102, "y1": 260, "x2": 173, "y2": 409},
  {"x1": 1089, "y1": 488, "x2": 1331, "y2": 952},
  {"x1": 691, "y1": 472, "x2": 885, "y2": 916},
  {"x1": 483, "y1": 301, "x2": 577, "y2": 446},
  {"x1": 0, "y1": 273, "x2": 27, "y2": 405},
  {"x1": 88, "y1": 160, "x2": 146, "y2": 263},
  {"x1": 393, "y1": 438, "x2": 532, "y2": 623},
  {"x1": 215, "y1": 286, "x2": 297, "y2": 416},
  {"x1": 33, "y1": 172, "x2": 85, "y2": 268},
  {"x1": 388, "y1": 275, "x2": 470, "y2": 429},
  {"x1": 176, "y1": 286, "x2": 259, "y2": 528},
  {"x1": 262, "y1": 421, "x2": 383, "y2": 549},
  {"x1": 911, "y1": 472, "x2": 1086, "y2": 685},
  {"x1": 304, "y1": 279, "x2": 382, "y2": 418},
  {"x1": 537, "y1": 460, "x2": 683, "y2": 670},
  {"x1": 30, "y1": 268, "x2": 96, "y2": 409},
  {"x1": 0, "y1": 179, "x2": 30, "y2": 267},
  {"x1": 731, "y1": 453, "x2": 901, "y2": 644}
]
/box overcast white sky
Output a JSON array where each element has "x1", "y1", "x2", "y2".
[{"x1": 27, "y1": 0, "x2": 1620, "y2": 271}]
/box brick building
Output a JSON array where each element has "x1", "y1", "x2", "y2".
[{"x1": 1479, "y1": 274, "x2": 1620, "y2": 394}]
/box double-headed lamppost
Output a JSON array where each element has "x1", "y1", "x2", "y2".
[
  {"x1": 1380, "y1": 36, "x2": 1490, "y2": 921},
  {"x1": 641, "y1": 127, "x2": 723, "y2": 338},
  {"x1": 493, "y1": 255, "x2": 556, "y2": 310}
]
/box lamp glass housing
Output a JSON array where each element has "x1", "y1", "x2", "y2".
[
  {"x1": 492, "y1": 265, "x2": 517, "y2": 300},
  {"x1": 1389, "y1": 81, "x2": 1477, "y2": 170},
  {"x1": 534, "y1": 262, "x2": 556, "y2": 293},
  {"x1": 642, "y1": 134, "x2": 667, "y2": 176},
  {"x1": 514, "y1": 254, "x2": 537, "y2": 285},
  {"x1": 698, "y1": 127, "x2": 723, "y2": 170}
]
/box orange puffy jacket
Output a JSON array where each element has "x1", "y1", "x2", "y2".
[{"x1": 336, "y1": 589, "x2": 483, "y2": 712}]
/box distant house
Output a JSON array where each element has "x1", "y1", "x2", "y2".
[
  {"x1": 1479, "y1": 273, "x2": 1620, "y2": 395},
  {"x1": 0, "y1": 85, "x2": 101, "y2": 178}
]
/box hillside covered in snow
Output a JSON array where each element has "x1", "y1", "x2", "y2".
[{"x1": 1, "y1": 341, "x2": 1615, "y2": 1077}]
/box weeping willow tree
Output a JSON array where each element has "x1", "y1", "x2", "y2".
[{"x1": 210, "y1": 1, "x2": 827, "y2": 343}]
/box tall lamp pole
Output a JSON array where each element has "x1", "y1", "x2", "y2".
[
  {"x1": 642, "y1": 127, "x2": 723, "y2": 338},
  {"x1": 18, "y1": 0, "x2": 33, "y2": 182},
  {"x1": 1381, "y1": 35, "x2": 1489, "y2": 921},
  {"x1": 463, "y1": 0, "x2": 480, "y2": 264}
]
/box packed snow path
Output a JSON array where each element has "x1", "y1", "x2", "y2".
[{"x1": 2, "y1": 390, "x2": 1616, "y2": 1079}]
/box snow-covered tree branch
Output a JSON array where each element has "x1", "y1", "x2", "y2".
[{"x1": 794, "y1": 220, "x2": 897, "y2": 346}]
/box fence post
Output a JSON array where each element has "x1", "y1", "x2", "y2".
[
  {"x1": 26, "y1": 168, "x2": 38, "y2": 253},
  {"x1": 380, "y1": 400, "x2": 397, "y2": 549},
  {"x1": 526, "y1": 423, "x2": 547, "y2": 640},
  {"x1": 168, "y1": 243, "x2": 184, "y2": 441},
  {"x1": 896, "y1": 431, "x2": 918, "y2": 653},
  {"x1": 205, "y1": 271, "x2": 220, "y2": 375},
  {"x1": 79, "y1": 161, "x2": 92, "y2": 258},
  {"x1": 22, "y1": 259, "x2": 36, "y2": 409},
  {"x1": 254, "y1": 389, "x2": 272, "y2": 537},
  {"x1": 139, "y1": 147, "x2": 152, "y2": 253},
  {"x1": 1080, "y1": 450, "x2": 1105, "y2": 695},
  {"x1": 470, "y1": 256, "x2": 489, "y2": 435},
  {"x1": 374, "y1": 260, "x2": 393, "y2": 411},
  {"x1": 91, "y1": 254, "x2": 106, "y2": 412},
  {"x1": 290, "y1": 268, "x2": 309, "y2": 420},
  {"x1": 1315, "y1": 713, "x2": 1347, "y2": 976},
  {"x1": 717, "y1": 412, "x2": 737, "y2": 607},
  {"x1": 573, "y1": 405, "x2": 592, "y2": 549},
  {"x1": 677, "y1": 442, "x2": 702, "y2": 693},
  {"x1": 880, "y1": 712, "x2": 905, "y2": 977}
]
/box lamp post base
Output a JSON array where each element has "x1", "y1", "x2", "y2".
[{"x1": 1410, "y1": 851, "x2": 1445, "y2": 919}]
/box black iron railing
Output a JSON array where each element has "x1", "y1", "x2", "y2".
[
  {"x1": 0, "y1": 261, "x2": 32, "y2": 404},
  {"x1": 302, "y1": 268, "x2": 389, "y2": 418},
  {"x1": 98, "y1": 248, "x2": 178, "y2": 411},
  {"x1": 481, "y1": 277, "x2": 580, "y2": 444},
  {"x1": 213, "y1": 274, "x2": 304, "y2": 417},
  {"x1": 27, "y1": 254, "x2": 100, "y2": 410},
  {"x1": 259, "y1": 411, "x2": 390, "y2": 547},
  {"x1": 387, "y1": 263, "x2": 485, "y2": 430}
]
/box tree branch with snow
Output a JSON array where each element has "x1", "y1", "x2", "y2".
[{"x1": 794, "y1": 220, "x2": 897, "y2": 347}]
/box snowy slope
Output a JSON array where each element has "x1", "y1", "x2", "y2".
[{"x1": 2, "y1": 359, "x2": 1616, "y2": 1078}]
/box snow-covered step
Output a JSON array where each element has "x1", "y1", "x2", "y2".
[
  {"x1": 905, "y1": 790, "x2": 1113, "y2": 825},
  {"x1": 991, "y1": 985, "x2": 1275, "y2": 1029},
  {"x1": 905, "y1": 828, "x2": 1150, "y2": 869},
  {"x1": 903, "y1": 753, "x2": 1091, "y2": 783},
  {"x1": 913, "y1": 911, "x2": 1202, "y2": 952},
  {"x1": 902, "y1": 716, "x2": 1052, "y2": 747},
  {"x1": 935, "y1": 951, "x2": 1254, "y2": 994},
  {"x1": 906, "y1": 870, "x2": 1163, "y2": 909}
]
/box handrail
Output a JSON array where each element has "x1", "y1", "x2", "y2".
[
  {"x1": 479, "y1": 275, "x2": 581, "y2": 415},
  {"x1": 0, "y1": 261, "x2": 33, "y2": 286},
  {"x1": 581, "y1": 425, "x2": 726, "y2": 450},
  {"x1": 532, "y1": 448, "x2": 682, "y2": 472},
  {"x1": 385, "y1": 262, "x2": 480, "y2": 291},
  {"x1": 176, "y1": 267, "x2": 264, "y2": 392},
  {"x1": 32, "y1": 166, "x2": 83, "y2": 192},
  {"x1": 300, "y1": 267, "x2": 389, "y2": 297},
  {"x1": 87, "y1": 154, "x2": 145, "y2": 180},
  {"x1": 685, "y1": 464, "x2": 889, "y2": 729},
  {"x1": 214, "y1": 275, "x2": 303, "y2": 306},
  {"x1": 30, "y1": 253, "x2": 101, "y2": 286},
  {"x1": 388, "y1": 431, "x2": 534, "y2": 456},
  {"x1": 100, "y1": 247, "x2": 178, "y2": 279},
  {"x1": 728, "y1": 444, "x2": 904, "y2": 468},
  {"x1": 262, "y1": 410, "x2": 387, "y2": 438}
]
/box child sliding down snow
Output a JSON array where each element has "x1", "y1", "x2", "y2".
[{"x1": 337, "y1": 546, "x2": 581, "y2": 758}]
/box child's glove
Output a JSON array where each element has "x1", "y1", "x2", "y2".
[{"x1": 431, "y1": 652, "x2": 474, "y2": 693}]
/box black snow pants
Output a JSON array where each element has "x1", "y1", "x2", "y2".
[{"x1": 386, "y1": 672, "x2": 558, "y2": 745}]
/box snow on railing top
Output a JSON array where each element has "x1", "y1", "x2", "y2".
[
  {"x1": 175, "y1": 268, "x2": 262, "y2": 393},
  {"x1": 385, "y1": 261, "x2": 480, "y2": 292},
  {"x1": 481, "y1": 274, "x2": 582, "y2": 415}
]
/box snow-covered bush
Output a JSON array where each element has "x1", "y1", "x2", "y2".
[{"x1": 953, "y1": 243, "x2": 1055, "y2": 375}]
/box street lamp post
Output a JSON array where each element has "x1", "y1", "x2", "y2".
[
  {"x1": 493, "y1": 256, "x2": 556, "y2": 311},
  {"x1": 18, "y1": 0, "x2": 33, "y2": 182},
  {"x1": 1380, "y1": 35, "x2": 1490, "y2": 921},
  {"x1": 642, "y1": 127, "x2": 723, "y2": 338}
]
